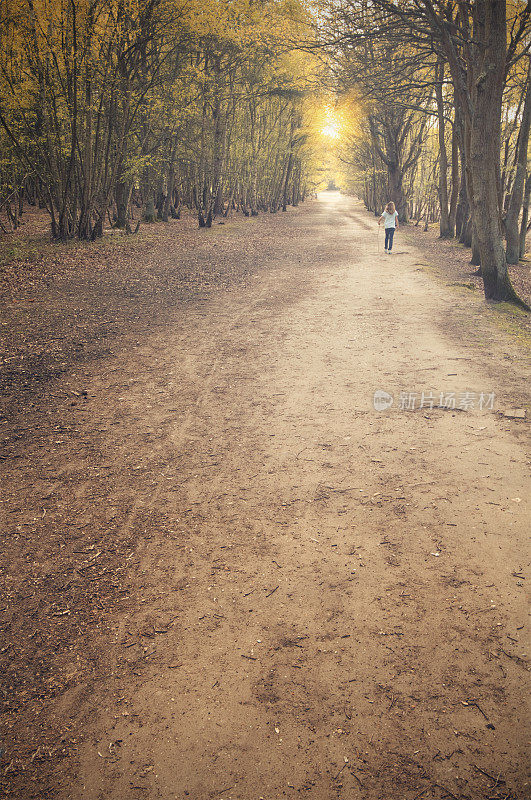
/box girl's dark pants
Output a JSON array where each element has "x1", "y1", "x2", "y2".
[{"x1": 385, "y1": 227, "x2": 395, "y2": 251}]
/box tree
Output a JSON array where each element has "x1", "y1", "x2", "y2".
[
  {"x1": 0, "y1": 0, "x2": 323, "y2": 238},
  {"x1": 505, "y1": 55, "x2": 531, "y2": 263},
  {"x1": 319, "y1": 0, "x2": 530, "y2": 307},
  {"x1": 374, "y1": 0, "x2": 530, "y2": 306}
]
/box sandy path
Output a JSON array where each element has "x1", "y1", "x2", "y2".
[{"x1": 6, "y1": 193, "x2": 529, "y2": 799}]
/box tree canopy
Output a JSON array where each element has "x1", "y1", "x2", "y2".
[{"x1": 1, "y1": 0, "x2": 530, "y2": 307}]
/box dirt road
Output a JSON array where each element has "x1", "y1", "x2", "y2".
[{"x1": 2, "y1": 193, "x2": 530, "y2": 799}]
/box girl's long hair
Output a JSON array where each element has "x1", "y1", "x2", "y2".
[{"x1": 386, "y1": 201, "x2": 396, "y2": 213}]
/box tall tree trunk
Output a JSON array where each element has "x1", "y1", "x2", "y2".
[
  {"x1": 505, "y1": 58, "x2": 531, "y2": 264},
  {"x1": 519, "y1": 172, "x2": 530, "y2": 258},
  {"x1": 371, "y1": 143, "x2": 377, "y2": 214},
  {"x1": 464, "y1": 1, "x2": 526, "y2": 305},
  {"x1": 448, "y1": 120, "x2": 459, "y2": 237},
  {"x1": 471, "y1": 225, "x2": 481, "y2": 267},
  {"x1": 196, "y1": 97, "x2": 210, "y2": 227},
  {"x1": 212, "y1": 64, "x2": 227, "y2": 218},
  {"x1": 455, "y1": 105, "x2": 470, "y2": 242},
  {"x1": 57, "y1": 0, "x2": 78, "y2": 241},
  {"x1": 292, "y1": 161, "x2": 301, "y2": 206},
  {"x1": 456, "y1": 150, "x2": 469, "y2": 242},
  {"x1": 282, "y1": 113, "x2": 296, "y2": 212},
  {"x1": 387, "y1": 161, "x2": 407, "y2": 221},
  {"x1": 436, "y1": 0, "x2": 527, "y2": 306},
  {"x1": 115, "y1": 176, "x2": 131, "y2": 229},
  {"x1": 369, "y1": 114, "x2": 408, "y2": 220},
  {"x1": 435, "y1": 57, "x2": 451, "y2": 237},
  {"x1": 161, "y1": 137, "x2": 178, "y2": 223},
  {"x1": 142, "y1": 166, "x2": 156, "y2": 223},
  {"x1": 78, "y1": 64, "x2": 93, "y2": 240}
]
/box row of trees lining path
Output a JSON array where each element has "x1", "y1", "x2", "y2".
[
  {"x1": 319, "y1": 0, "x2": 530, "y2": 309},
  {"x1": 0, "y1": 0, "x2": 318, "y2": 240},
  {"x1": 0, "y1": 0, "x2": 530, "y2": 309}
]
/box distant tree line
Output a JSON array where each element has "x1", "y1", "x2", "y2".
[
  {"x1": 319, "y1": 0, "x2": 531, "y2": 308},
  {"x1": 0, "y1": 0, "x2": 316, "y2": 240}
]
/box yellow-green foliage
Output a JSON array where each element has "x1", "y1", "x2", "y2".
[{"x1": 0, "y1": 0, "x2": 346, "y2": 235}]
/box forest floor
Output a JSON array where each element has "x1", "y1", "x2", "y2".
[{"x1": 1, "y1": 192, "x2": 530, "y2": 800}]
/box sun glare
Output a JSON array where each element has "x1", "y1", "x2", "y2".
[{"x1": 322, "y1": 123, "x2": 339, "y2": 139}]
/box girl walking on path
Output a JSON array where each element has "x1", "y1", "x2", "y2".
[{"x1": 378, "y1": 201, "x2": 399, "y2": 253}]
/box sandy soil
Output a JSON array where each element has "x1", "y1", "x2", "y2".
[{"x1": 1, "y1": 193, "x2": 530, "y2": 800}]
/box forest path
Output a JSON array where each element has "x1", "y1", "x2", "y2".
[
  {"x1": 10, "y1": 193, "x2": 530, "y2": 799},
  {"x1": 73, "y1": 192, "x2": 528, "y2": 800}
]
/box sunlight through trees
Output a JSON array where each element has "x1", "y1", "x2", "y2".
[
  {"x1": 0, "y1": 0, "x2": 529, "y2": 307},
  {"x1": 316, "y1": 0, "x2": 531, "y2": 307}
]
